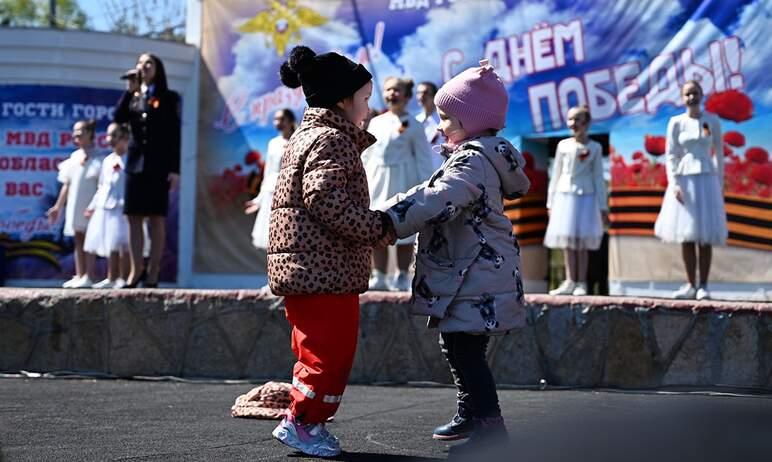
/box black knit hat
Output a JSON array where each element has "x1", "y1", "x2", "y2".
[{"x1": 280, "y1": 46, "x2": 372, "y2": 108}]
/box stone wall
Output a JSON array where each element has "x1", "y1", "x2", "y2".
[{"x1": 1, "y1": 289, "x2": 770, "y2": 389}]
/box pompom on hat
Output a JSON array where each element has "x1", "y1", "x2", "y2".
[
  {"x1": 434, "y1": 59, "x2": 509, "y2": 137},
  {"x1": 280, "y1": 45, "x2": 372, "y2": 108}
]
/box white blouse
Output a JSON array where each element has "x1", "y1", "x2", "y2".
[
  {"x1": 547, "y1": 138, "x2": 607, "y2": 211},
  {"x1": 665, "y1": 112, "x2": 723, "y2": 183}
]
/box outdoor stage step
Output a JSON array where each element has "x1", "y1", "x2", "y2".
[{"x1": 1, "y1": 289, "x2": 770, "y2": 390}]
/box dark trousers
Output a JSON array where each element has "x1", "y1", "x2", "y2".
[{"x1": 440, "y1": 332, "x2": 501, "y2": 419}]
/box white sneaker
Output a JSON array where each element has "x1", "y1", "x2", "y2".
[
  {"x1": 572, "y1": 283, "x2": 587, "y2": 296},
  {"x1": 62, "y1": 275, "x2": 81, "y2": 288},
  {"x1": 673, "y1": 284, "x2": 696, "y2": 299},
  {"x1": 91, "y1": 278, "x2": 114, "y2": 289},
  {"x1": 549, "y1": 280, "x2": 576, "y2": 295},
  {"x1": 368, "y1": 270, "x2": 389, "y2": 291},
  {"x1": 112, "y1": 278, "x2": 126, "y2": 289},
  {"x1": 272, "y1": 414, "x2": 341, "y2": 457},
  {"x1": 70, "y1": 276, "x2": 94, "y2": 289},
  {"x1": 696, "y1": 286, "x2": 711, "y2": 301},
  {"x1": 390, "y1": 272, "x2": 412, "y2": 292}
]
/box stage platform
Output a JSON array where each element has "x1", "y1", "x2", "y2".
[{"x1": 1, "y1": 289, "x2": 770, "y2": 390}]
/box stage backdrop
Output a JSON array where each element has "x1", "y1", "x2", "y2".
[
  {"x1": 197, "y1": 0, "x2": 770, "y2": 297},
  {"x1": 0, "y1": 84, "x2": 179, "y2": 282}
]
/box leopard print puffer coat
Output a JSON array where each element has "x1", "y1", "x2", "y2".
[{"x1": 268, "y1": 107, "x2": 385, "y2": 295}]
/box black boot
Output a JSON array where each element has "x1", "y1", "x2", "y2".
[
  {"x1": 432, "y1": 412, "x2": 476, "y2": 441},
  {"x1": 448, "y1": 416, "x2": 509, "y2": 457}
]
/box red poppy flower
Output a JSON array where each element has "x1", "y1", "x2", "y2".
[
  {"x1": 578, "y1": 149, "x2": 590, "y2": 161},
  {"x1": 750, "y1": 164, "x2": 772, "y2": 186},
  {"x1": 244, "y1": 150, "x2": 261, "y2": 165},
  {"x1": 631, "y1": 164, "x2": 643, "y2": 174},
  {"x1": 632, "y1": 151, "x2": 645, "y2": 161},
  {"x1": 746, "y1": 147, "x2": 769, "y2": 164},
  {"x1": 113, "y1": 162, "x2": 121, "y2": 171},
  {"x1": 723, "y1": 131, "x2": 745, "y2": 147},
  {"x1": 234, "y1": 164, "x2": 243, "y2": 172},
  {"x1": 705, "y1": 90, "x2": 753, "y2": 122},
  {"x1": 644, "y1": 135, "x2": 666, "y2": 156},
  {"x1": 149, "y1": 96, "x2": 160, "y2": 109},
  {"x1": 759, "y1": 186, "x2": 771, "y2": 198},
  {"x1": 723, "y1": 144, "x2": 733, "y2": 157}
]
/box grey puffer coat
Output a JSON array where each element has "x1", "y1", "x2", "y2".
[{"x1": 385, "y1": 136, "x2": 531, "y2": 334}]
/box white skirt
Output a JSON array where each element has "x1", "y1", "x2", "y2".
[
  {"x1": 654, "y1": 173, "x2": 727, "y2": 245},
  {"x1": 84, "y1": 207, "x2": 129, "y2": 257},
  {"x1": 367, "y1": 162, "x2": 421, "y2": 246},
  {"x1": 251, "y1": 191, "x2": 274, "y2": 250},
  {"x1": 544, "y1": 192, "x2": 603, "y2": 250}
]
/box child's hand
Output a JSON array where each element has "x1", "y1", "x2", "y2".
[
  {"x1": 46, "y1": 206, "x2": 60, "y2": 225},
  {"x1": 244, "y1": 200, "x2": 260, "y2": 215},
  {"x1": 376, "y1": 211, "x2": 398, "y2": 247},
  {"x1": 84, "y1": 208, "x2": 94, "y2": 218}
]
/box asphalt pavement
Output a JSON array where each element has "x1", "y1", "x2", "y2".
[{"x1": 1, "y1": 377, "x2": 771, "y2": 461}]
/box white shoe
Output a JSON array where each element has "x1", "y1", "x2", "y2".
[
  {"x1": 112, "y1": 278, "x2": 126, "y2": 289},
  {"x1": 62, "y1": 275, "x2": 81, "y2": 288},
  {"x1": 696, "y1": 286, "x2": 711, "y2": 301},
  {"x1": 390, "y1": 272, "x2": 411, "y2": 292},
  {"x1": 368, "y1": 271, "x2": 389, "y2": 291},
  {"x1": 673, "y1": 284, "x2": 696, "y2": 299},
  {"x1": 91, "y1": 278, "x2": 114, "y2": 289},
  {"x1": 572, "y1": 283, "x2": 587, "y2": 296},
  {"x1": 549, "y1": 280, "x2": 576, "y2": 295},
  {"x1": 70, "y1": 276, "x2": 94, "y2": 289}
]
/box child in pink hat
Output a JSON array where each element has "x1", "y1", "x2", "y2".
[{"x1": 384, "y1": 60, "x2": 530, "y2": 454}]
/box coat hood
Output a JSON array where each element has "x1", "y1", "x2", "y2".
[{"x1": 455, "y1": 137, "x2": 531, "y2": 199}]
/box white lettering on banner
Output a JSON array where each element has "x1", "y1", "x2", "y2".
[
  {"x1": 585, "y1": 68, "x2": 617, "y2": 120},
  {"x1": 645, "y1": 53, "x2": 680, "y2": 113},
  {"x1": 486, "y1": 19, "x2": 585, "y2": 83},
  {"x1": 508, "y1": 33, "x2": 534, "y2": 79},
  {"x1": 1, "y1": 102, "x2": 65, "y2": 118},
  {"x1": 532, "y1": 24, "x2": 556, "y2": 73},
  {"x1": 442, "y1": 49, "x2": 464, "y2": 83},
  {"x1": 678, "y1": 49, "x2": 715, "y2": 93},
  {"x1": 484, "y1": 38, "x2": 511, "y2": 82},
  {"x1": 613, "y1": 61, "x2": 645, "y2": 115},
  {"x1": 71, "y1": 104, "x2": 114, "y2": 121},
  {"x1": 528, "y1": 82, "x2": 561, "y2": 132},
  {"x1": 557, "y1": 76, "x2": 587, "y2": 120},
  {"x1": 389, "y1": 0, "x2": 451, "y2": 11},
  {"x1": 525, "y1": 35, "x2": 745, "y2": 132}
]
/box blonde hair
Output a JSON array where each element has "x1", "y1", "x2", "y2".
[
  {"x1": 384, "y1": 76, "x2": 415, "y2": 98},
  {"x1": 568, "y1": 105, "x2": 591, "y2": 124},
  {"x1": 74, "y1": 119, "x2": 97, "y2": 141},
  {"x1": 682, "y1": 79, "x2": 704, "y2": 96}
]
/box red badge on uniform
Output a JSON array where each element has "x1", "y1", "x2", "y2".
[{"x1": 579, "y1": 149, "x2": 590, "y2": 161}]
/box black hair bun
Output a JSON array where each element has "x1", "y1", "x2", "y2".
[{"x1": 279, "y1": 46, "x2": 316, "y2": 89}]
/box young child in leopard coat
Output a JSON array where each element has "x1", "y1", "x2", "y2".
[
  {"x1": 384, "y1": 60, "x2": 530, "y2": 453},
  {"x1": 267, "y1": 46, "x2": 395, "y2": 458}
]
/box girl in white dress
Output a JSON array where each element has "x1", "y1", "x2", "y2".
[
  {"x1": 544, "y1": 106, "x2": 607, "y2": 296},
  {"x1": 654, "y1": 80, "x2": 726, "y2": 300},
  {"x1": 84, "y1": 123, "x2": 131, "y2": 288},
  {"x1": 244, "y1": 109, "x2": 296, "y2": 296},
  {"x1": 363, "y1": 77, "x2": 434, "y2": 291},
  {"x1": 47, "y1": 120, "x2": 103, "y2": 288}
]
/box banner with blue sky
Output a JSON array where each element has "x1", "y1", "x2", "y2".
[{"x1": 196, "y1": 1, "x2": 770, "y2": 296}]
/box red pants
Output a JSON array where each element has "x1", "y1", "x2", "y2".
[{"x1": 284, "y1": 294, "x2": 359, "y2": 424}]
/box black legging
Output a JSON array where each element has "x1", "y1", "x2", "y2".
[{"x1": 440, "y1": 332, "x2": 501, "y2": 419}]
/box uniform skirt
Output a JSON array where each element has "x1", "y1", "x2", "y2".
[
  {"x1": 84, "y1": 207, "x2": 129, "y2": 257},
  {"x1": 544, "y1": 192, "x2": 604, "y2": 250},
  {"x1": 654, "y1": 173, "x2": 727, "y2": 245},
  {"x1": 124, "y1": 171, "x2": 170, "y2": 216}
]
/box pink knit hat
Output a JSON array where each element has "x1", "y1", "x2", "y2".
[{"x1": 434, "y1": 59, "x2": 509, "y2": 137}]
